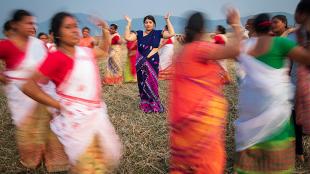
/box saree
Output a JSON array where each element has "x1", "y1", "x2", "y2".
[
  {"x1": 3, "y1": 37, "x2": 68, "y2": 172},
  {"x1": 103, "y1": 33, "x2": 123, "y2": 85},
  {"x1": 51, "y1": 46, "x2": 122, "y2": 173},
  {"x1": 124, "y1": 40, "x2": 137, "y2": 82},
  {"x1": 159, "y1": 38, "x2": 174, "y2": 80},
  {"x1": 234, "y1": 38, "x2": 295, "y2": 174},
  {"x1": 136, "y1": 30, "x2": 164, "y2": 113},
  {"x1": 169, "y1": 42, "x2": 228, "y2": 174}
]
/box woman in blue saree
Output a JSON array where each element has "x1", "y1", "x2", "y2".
[{"x1": 124, "y1": 14, "x2": 175, "y2": 113}]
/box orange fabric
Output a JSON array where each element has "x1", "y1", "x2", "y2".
[
  {"x1": 169, "y1": 41, "x2": 228, "y2": 123},
  {"x1": 102, "y1": 76, "x2": 123, "y2": 85},
  {"x1": 169, "y1": 41, "x2": 228, "y2": 174},
  {"x1": 159, "y1": 65, "x2": 174, "y2": 80}
]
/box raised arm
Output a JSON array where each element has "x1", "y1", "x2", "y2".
[
  {"x1": 197, "y1": 8, "x2": 242, "y2": 60},
  {"x1": 91, "y1": 17, "x2": 111, "y2": 59},
  {"x1": 162, "y1": 13, "x2": 175, "y2": 39},
  {"x1": 124, "y1": 16, "x2": 137, "y2": 41}
]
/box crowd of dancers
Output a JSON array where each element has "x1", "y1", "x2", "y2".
[{"x1": 1, "y1": 0, "x2": 310, "y2": 173}]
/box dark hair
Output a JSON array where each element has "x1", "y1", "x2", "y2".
[
  {"x1": 216, "y1": 25, "x2": 226, "y2": 34},
  {"x1": 272, "y1": 15, "x2": 288, "y2": 28},
  {"x1": 37, "y1": 32, "x2": 48, "y2": 38},
  {"x1": 143, "y1": 15, "x2": 156, "y2": 26},
  {"x1": 130, "y1": 30, "x2": 137, "y2": 35},
  {"x1": 48, "y1": 29, "x2": 53, "y2": 35},
  {"x1": 11, "y1": 9, "x2": 33, "y2": 22},
  {"x1": 296, "y1": 0, "x2": 310, "y2": 15},
  {"x1": 185, "y1": 12, "x2": 205, "y2": 43},
  {"x1": 253, "y1": 13, "x2": 271, "y2": 34},
  {"x1": 3, "y1": 20, "x2": 12, "y2": 34},
  {"x1": 50, "y1": 12, "x2": 76, "y2": 46},
  {"x1": 246, "y1": 18, "x2": 255, "y2": 28},
  {"x1": 247, "y1": 18, "x2": 255, "y2": 23},
  {"x1": 110, "y1": 24, "x2": 118, "y2": 30},
  {"x1": 82, "y1": 26, "x2": 90, "y2": 32}
]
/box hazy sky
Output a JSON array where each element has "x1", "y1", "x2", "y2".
[{"x1": 0, "y1": 0, "x2": 299, "y2": 24}]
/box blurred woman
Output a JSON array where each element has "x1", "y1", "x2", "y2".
[
  {"x1": 158, "y1": 25, "x2": 174, "y2": 80},
  {"x1": 2, "y1": 20, "x2": 14, "y2": 38},
  {"x1": 212, "y1": 25, "x2": 230, "y2": 74},
  {"x1": 103, "y1": 23, "x2": 123, "y2": 85},
  {"x1": 124, "y1": 30, "x2": 138, "y2": 83},
  {"x1": 271, "y1": 15, "x2": 295, "y2": 37},
  {"x1": 46, "y1": 29, "x2": 57, "y2": 52},
  {"x1": 169, "y1": 10, "x2": 242, "y2": 174},
  {"x1": 234, "y1": 13, "x2": 310, "y2": 174},
  {"x1": 37, "y1": 32, "x2": 49, "y2": 46},
  {"x1": 0, "y1": 9, "x2": 68, "y2": 172},
  {"x1": 124, "y1": 14, "x2": 175, "y2": 113},
  {"x1": 22, "y1": 12, "x2": 122, "y2": 173},
  {"x1": 291, "y1": 0, "x2": 310, "y2": 163},
  {"x1": 245, "y1": 18, "x2": 256, "y2": 38},
  {"x1": 213, "y1": 25, "x2": 228, "y2": 45},
  {"x1": 79, "y1": 26, "x2": 95, "y2": 48}
]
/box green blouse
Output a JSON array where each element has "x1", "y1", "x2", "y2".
[{"x1": 256, "y1": 37, "x2": 297, "y2": 69}]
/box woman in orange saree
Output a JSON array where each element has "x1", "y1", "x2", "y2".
[{"x1": 169, "y1": 10, "x2": 242, "y2": 174}]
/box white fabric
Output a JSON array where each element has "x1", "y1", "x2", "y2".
[
  {"x1": 235, "y1": 39, "x2": 294, "y2": 151},
  {"x1": 47, "y1": 43, "x2": 57, "y2": 52},
  {"x1": 3, "y1": 37, "x2": 48, "y2": 126},
  {"x1": 159, "y1": 44, "x2": 174, "y2": 70},
  {"x1": 4, "y1": 37, "x2": 47, "y2": 80},
  {"x1": 110, "y1": 33, "x2": 122, "y2": 57},
  {"x1": 235, "y1": 38, "x2": 258, "y2": 81},
  {"x1": 51, "y1": 46, "x2": 122, "y2": 165}
]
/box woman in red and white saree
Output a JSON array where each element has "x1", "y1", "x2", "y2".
[{"x1": 22, "y1": 12, "x2": 122, "y2": 173}]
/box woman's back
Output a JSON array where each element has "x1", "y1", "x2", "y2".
[
  {"x1": 170, "y1": 41, "x2": 228, "y2": 122},
  {"x1": 250, "y1": 37, "x2": 297, "y2": 69}
]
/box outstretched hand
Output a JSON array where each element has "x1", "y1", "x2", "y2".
[
  {"x1": 226, "y1": 7, "x2": 241, "y2": 25},
  {"x1": 164, "y1": 13, "x2": 171, "y2": 20},
  {"x1": 124, "y1": 16, "x2": 132, "y2": 23},
  {"x1": 89, "y1": 16, "x2": 109, "y2": 29}
]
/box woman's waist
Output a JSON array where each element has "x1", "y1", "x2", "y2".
[
  {"x1": 139, "y1": 48, "x2": 159, "y2": 56},
  {"x1": 57, "y1": 92, "x2": 102, "y2": 107},
  {"x1": 174, "y1": 76, "x2": 225, "y2": 94},
  {"x1": 170, "y1": 90, "x2": 227, "y2": 120},
  {"x1": 170, "y1": 101, "x2": 228, "y2": 129}
]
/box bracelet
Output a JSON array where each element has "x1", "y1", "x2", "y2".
[{"x1": 230, "y1": 24, "x2": 243, "y2": 28}]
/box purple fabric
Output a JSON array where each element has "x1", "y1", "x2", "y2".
[{"x1": 136, "y1": 30, "x2": 164, "y2": 113}]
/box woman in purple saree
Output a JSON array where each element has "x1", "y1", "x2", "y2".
[{"x1": 124, "y1": 14, "x2": 175, "y2": 113}]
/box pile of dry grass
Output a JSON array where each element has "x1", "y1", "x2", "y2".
[{"x1": 0, "y1": 58, "x2": 310, "y2": 174}]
